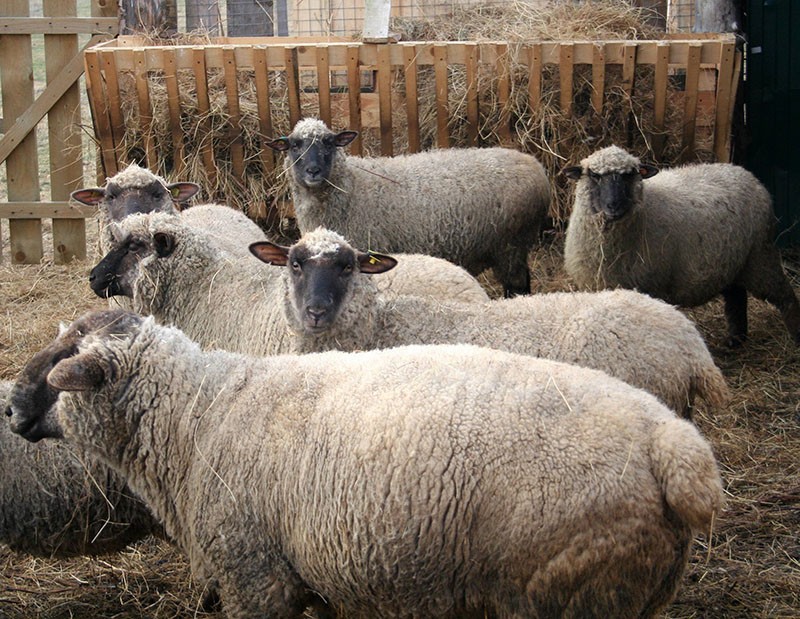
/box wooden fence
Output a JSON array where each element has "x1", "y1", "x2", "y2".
[
  {"x1": 0, "y1": 0, "x2": 117, "y2": 264},
  {"x1": 2, "y1": 30, "x2": 740, "y2": 262}
]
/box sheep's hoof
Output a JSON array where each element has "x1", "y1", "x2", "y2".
[
  {"x1": 200, "y1": 588, "x2": 222, "y2": 612},
  {"x1": 725, "y1": 334, "x2": 747, "y2": 349}
]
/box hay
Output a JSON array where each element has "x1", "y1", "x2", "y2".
[
  {"x1": 108, "y1": 1, "x2": 710, "y2": 233},
  {"x1": 2, "y1": 226, "x2": 800, "y2": 617}
]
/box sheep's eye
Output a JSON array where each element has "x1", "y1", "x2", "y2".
[
  {"x1": 106, "y1": 185, "x2": 120, "y2": 198},
  {"x1": 342, "y1": 264, "x2": 353, "y2": 274},
  {"x1": 128, "y1": 240, "x2": 145, "y2": 253},
  {"x1": 291, "y1": 260, "x2": 302, "y2": 271},
  {"x1": 290, "y1": 140, "x2": 302, "y2": 150},
  {"x1": 588, "y1": 171, "x2": 601, "y2": 180}
]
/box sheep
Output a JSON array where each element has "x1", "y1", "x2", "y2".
[
  {"x1": 265, "y1": 118, "x2": 552, "y2": 297},
  {"x1": 23, "y1": 308, "x2": 723, "y2": 618},
  {"x1": 249, "y1": 228, "x2": 729, "y2": 417},
  {"x1": 562, "y1": 145, "x2": 800, "y2": 346},
  {"x1": 0, "y1": 379, "x2": 161, "y2": 558}
]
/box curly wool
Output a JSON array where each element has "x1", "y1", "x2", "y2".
[{"x1": 46, "y1": 312, "x2": 723, "y2": 618}]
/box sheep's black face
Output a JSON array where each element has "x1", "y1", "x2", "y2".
[
  {"x1": 90, "y1": 237, "x2": 148, "y2": 298},
  {"x1": 71, "y1": 180, "x2": 200, "y2": 219},
  {"x1": 288, "y1": 245, "x2": 356, "y2": 333},
  {"x1": 5, "y1": 310, "x2": 135, "y2": 442},
  {"x1": 275, "y1": 129, "x2": 358, "y2": 190},
  {"x1": 586, "y1": 170, "x2": 640, "y2": 222}
]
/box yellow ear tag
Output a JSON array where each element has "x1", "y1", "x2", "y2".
[{"x1": 369, "y1": 255, "x2": 380, "y2": 265}]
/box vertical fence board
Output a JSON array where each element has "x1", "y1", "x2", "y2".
[
  {"x1": 346, "y1": 44, "x2": 362, "y2": 155},
  {"x1": 622, "y1": 43, "x2": 638, "y2": 146},
  {"x1": 133, "y1": 49, "x2": 157, "y2": 169},
  {"x1": 681, "y1": 43, "x2": 701, "y2": 162},
  {"x1": 45, "y1": 0, "x2": 86, "y2": 263},
  {"x1": 162, "y1": 49, "x2": 185, "y2": 176},
  {"x1": 652, "y1": 42, "x2": 669, "y2": 160},
  {"x1": 528, "y1": 43, "x2": 542, "y2": 116},
  {"x1": 192, "y1": 47, "x2": 218, "y2": 189},
  {"x1": 559, "y1": 43, "x2": 574, "y2": 115},
  {"x1": 496, "y1": 43, "x2": 511, "y2": 144},
  {"x1": 254, "y1": 46, "x2": 275, "y2": 175},
  {"x1": 591, "y1": 44, "x2": 606, "y2": 114},
  {"x1": 222, "y1": 46, "x2": 245, "y2": 181},
  {"x1": 376, "y1": 43, "x2": 393, "y2": 156},
  {"x1": 1, "y1": 0, "x2": 42, "y2": 263},
  {"x1": 85, "y1": 50, "x2": 117, "y2": 175},
  {"x1": 465, "y1": 43, "x2": 478, "y2": 146},
  {"x1": 434, "y1": 43, "x2": 449, "y2": 148},
  {"x1": 285, "y1": 46, "x2": 302, "y2": 129},
  {"x1": 316, "y1": 45, "x2": 331, "y2": 126},
  {"x1": 101, "y1": 50, "x2": 125, "y2": 162},
  {"x1": 714, "y1": 41, "x2": 736, "y2": 162},
  {"x1": 402, "y1": 44, "x2": 420, "y2": 153}
]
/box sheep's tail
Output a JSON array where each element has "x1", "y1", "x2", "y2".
[
  {"x1": 694, "y1": 363, "x2": 731, "y2": 409},
  {"x1": 649, "y1": 418, "x2": 724, "y2": 532}
]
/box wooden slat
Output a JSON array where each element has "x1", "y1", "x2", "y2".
[
  {"x1": 402, "y1": 44, "x2": 420, "y2": 153},
  {"x1": 1, "y1": 0, "x2": 42, "y2": 264},
  {"x1": 652, "y1": 42, "x2": 669, "y2": 160},
  {"x1": 0, "y1": 35, "x2": 107, "y2": 165},
  {"x1": 192, "y1": 47, "x2": 217, "y2": 188},
  {"x1": 591, "y1": 43, "x2": 606, "y2": 114},
  {"x1": 222, "y1": 46, "x2": 245, "y2": 181},
  {"x1": 0, "y1": 16, "x2": 118, "y2": 34},
  {"x1": 133, "y1": 48, "x2": 157, "y2": 169},
  {"x1": 559, "y1": 43, "x2": 574, "y2": 115},
  {"x1": 496, "y1": 43, "x2": 511, "y2": 144},
  {"x1": 100, "y1": 50, "x2": 125, "y2": 163},
  {"x1": 0, "y1": 202, "x2": 96, "y2": 218},
  {"x1": 433, "y1": 43, "x2": 449, "y2": 148},
  {"x1": 713, "y1": 41, "x2": 737, "y2": 163},
  {"x1": 253, "y1": 46, "x2": 275, "y2": 175},
  {"x1": 376, "y1": 43, "x2": 392, "y2": 156},
  {"x1": 465, "y1": 43, "x2": 479, "y2": 146},
  {"x1": 284, "y1": 46, "x2": 302, "y2": 129},
  {"x1": 162, "y1": 48, "x2": 185, "y2": 176},
  {"x1": 45, "y1": 0, "x2": 85, "y2": 263},
  {"x1": 316, "y1": 45, "x2": 331, "y2": 126},
  {"x1": 621, "y1": 43, "x2": 637, "y2": 146},
  {"x1": 527, "y1": 43, "x2": 542, "y2": 116},
  {"x1": 84, "y1": 49, "x2": 117, "y2": 177},
  {"x1": 346, "y1": 44, "x2": 362, "y2": 155},
  {"x1": 680, "y1": 43, "x2": 701, "y2": 162}
]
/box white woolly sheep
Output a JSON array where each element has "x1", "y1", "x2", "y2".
[
  {"x1": 250, "y1": 228, "x2": 729, "y2": 416},
  {"x1": 266, "y1": 118, "x2": 551, "y2": 296},
  {"x1": 563, "y1": 145, "x2": 800, "y2": 346},
  {"x1": 29, "y1": 308, "x2": 723, "y2": 618},
  {"x1": 0, "y1": 379, "x2": 161, "y2": 557}
]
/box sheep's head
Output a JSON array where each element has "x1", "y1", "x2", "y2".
[
  {"x1": 71, "y1": 163, "x2": 200, "y2": 221},
  {"x1": 90, "y1": 214, "x2": 179, "y2": 301},
  {"x1": 5, "y1": 309, "x2": 140, "y2": 442},
  {"x1": 250, "y1": 228, "x2": 396, "y2": 334},
  {"x1": 265, "y1": 118, "x2": 358, "y2": 190},
  {"x1": 563, "y1": 145, "x2": 658, "y2": 222}
]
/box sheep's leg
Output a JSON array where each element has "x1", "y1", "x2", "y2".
[
  {"x1": 753, "y1": 278, "x2": 800, "y2": 344},
  {"x1": 494, "y1": 244, "x2": 532, "y2": 298},
  {"x1": 741, "y1": 247, "x2": 800, "y2": 344},
  {"x1": 722, "y1": 284, "x2": 748, "y2": 347}
]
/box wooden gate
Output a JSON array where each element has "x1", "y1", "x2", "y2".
[{"x1": 0, "y1": 0, "x2": 117, "y2": 264}]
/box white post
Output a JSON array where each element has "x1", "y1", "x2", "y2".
[{"x1": 362, "y1": 0, "x2": 392, "y2": 43}]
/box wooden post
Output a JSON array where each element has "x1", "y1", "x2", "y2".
[
  {"x1": 45, "y1": 0, "x2": 86, "y2": 262},
  {"x1": 363, "y1": 0, "x2": 391, "y2": 43},
  {"x1": 0, "y1": 0, "x2": 42, "y2": 264}
]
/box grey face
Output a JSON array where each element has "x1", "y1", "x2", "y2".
[
  {"x1": 89, "y1": 232, "x2": 176, "y2": 299},
  {"x1": 288, "y1": 244, "x2": 357, "y2": 332},
  {"x1": 5, "y1": 310, "x2": 138, "y2": 442},
  {"x1": 70, "y1": 179, "x2": 200, "y2": 219},
  {"x1": 586, "y1": 170, "x2": 641, "y2": 221},
  {"x1": 265, "y1": 128, "x2": 358, "y2": 190}
]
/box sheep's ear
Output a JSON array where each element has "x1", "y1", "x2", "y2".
[
  {"x1": 639, "y1": 164, "x2": 659, "y2": 179},
  {"x1": 153, "y1": 232, "x2": 176, "y2": 258},
  {"x1": 562, "y1": 166, "x2": 583, "y2": 181},
  {"x1": 70, "y1": 188, "x2": 106, "y2": 205},
  {"x1": 335, "y1": 131, "x2": 358, "y2": 147},
  {"x1": 48, "y1": 354, "x2": 105, "y2": 392},
  {"x1": 358, "y1": 251, "x2": 398, "y2": 274},
  {"x1": 264, "y1": 137, "x2": 291, "y2": 152},
  {"x1": 167, "y1": 182, "x2": 201, "y2": 202},
  {"x1": 250, "y1": 241, "x2": 290, "y2": 266}
]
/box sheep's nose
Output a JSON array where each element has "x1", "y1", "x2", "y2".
[
  {"x1": 4, "y1": 404, "x2": 13, "y2": 418},
  {"x1": 307, "y1": 306, "x2": 328, "y2": 321},
  {"x1": 305, "y1": 165, "x2": 321, "y2": 176}
]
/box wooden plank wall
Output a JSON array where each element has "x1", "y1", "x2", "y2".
[{"x1": 0, "y1": 0, "x2": 117, "y2": 264}]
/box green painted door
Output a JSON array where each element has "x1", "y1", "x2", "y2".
[{"x1": 745, "y1": 0, "x2": 800, "y2": 246}]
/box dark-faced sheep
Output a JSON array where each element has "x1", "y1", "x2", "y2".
[
  {"x1": 266, "y1": 118, "x2": 551, "y2": 297},
  {"x1": 563, "y1": 145, "x2": 800, "y2": 346},
  {"x1": 22, "y1": 308, "x2": 723, "y2": 618}
]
